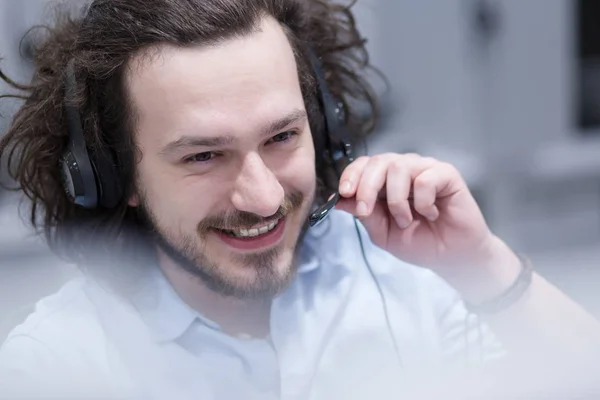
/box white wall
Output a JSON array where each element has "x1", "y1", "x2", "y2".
[{"x1": 363, "y1": 0, "x2": 600, "y2": 253}]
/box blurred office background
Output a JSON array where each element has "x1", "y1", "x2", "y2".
[{"x1": 0, "y1": 0, "x2": 599, "y2": 339}]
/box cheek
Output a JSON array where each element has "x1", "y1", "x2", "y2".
[
  {"x1": 136, "y1": 163, "x2": 220, "y2": 230},
  {"x1": 296, "y1": 158, "x2": 316, "y2": 192},
  {"x1": 297, "y1": 148, "x2": 317, "y2": 193},
  {"x1": 167, "y1": 181, "x2": 225, "y2": 228},
  {"x1": 135, "y1": 156, "x2": 178, "y2": 197},
  {"x1": 274, "y1": 137, "x2": 316, "y2": 191}
]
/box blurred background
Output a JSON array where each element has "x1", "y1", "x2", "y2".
[{"x1": 0, "y1": 0, "x2": 599, "y2": 340}]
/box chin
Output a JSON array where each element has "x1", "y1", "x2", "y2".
[{"x1": 196, "y1": 240, "x2": 295, "y2": 299}]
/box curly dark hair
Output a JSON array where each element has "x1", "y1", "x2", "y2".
[{"x1": 0, "y1": 0, "x2": 381, "y2": 270}]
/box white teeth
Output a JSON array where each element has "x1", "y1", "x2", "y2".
[{"x1": 228, "y1": 220, "x2": 279, "y2": 238}]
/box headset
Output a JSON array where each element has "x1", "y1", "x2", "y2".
[
  {"x1": 304, "y1": 49, "x2": 354, "y2": 227},
  {"x1": 60, "y1": 51, "x2": 350, "y2": 219}
]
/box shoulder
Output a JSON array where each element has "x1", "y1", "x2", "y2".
[
  {"x1": 3, "y1": 278, "x2": 104, "y2": 347},
  {"x1": 317, "y1": 211, "x2": 504, "y2": 358},
  {"x1": 0, "y1": 278, "x2": 115, "y2": 389},
  {"x1": 309, "y1": 210, "x2": 458, "y2": 290},
  {"x1": 324, "y1": 212, "x2": 504, "y2": 352},
  {"x1": 307, "y1": 210, "x2": 464, "y2": 314}
]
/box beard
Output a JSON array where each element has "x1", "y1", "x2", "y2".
[{"x1": 137, "y1": 190, "x2": 311, "y2": 300}]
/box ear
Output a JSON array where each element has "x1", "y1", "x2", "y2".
[{"x1": 127, "y1": 193, "x2": 140, "y2": 207}]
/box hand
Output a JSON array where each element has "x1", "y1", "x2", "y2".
[{"x1": 335, "y1": 153, "x2": 508, "y2": 275}]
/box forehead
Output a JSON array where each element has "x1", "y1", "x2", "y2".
[{"x1": 125, "y1": 16, "x2": 305, "y2": 146}]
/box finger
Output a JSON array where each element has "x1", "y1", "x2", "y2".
[
  {"x1": 354, "y1": 156, "x2": 392, "y2": 217},
  {"x1": 412, "y1": 163, "x2": 462, "y2": 221},
  {"x1": 338, "y1": 153, "x2": 421, "y2": 198},
  {"x1": 412, "y1": 169, "x2": 439, "y2": 222},
  {"x1": 334, "y1": 197, "x2": 356, "y2": 215},
  {"x1": 385, "y1": 161, "x2": 413, "y2": 228},
  {"x1": 338, "y1": 156, "x2": 370, "y2": 198}
]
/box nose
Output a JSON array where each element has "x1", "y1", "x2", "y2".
[{"x1": 230, "y1": 153, "x2": 284, "y2": 217}]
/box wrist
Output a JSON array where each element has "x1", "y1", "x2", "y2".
[{"x1": 440, "y1": 236, "x2": 523, "y2": 305}]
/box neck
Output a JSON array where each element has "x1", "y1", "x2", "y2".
[{"x1": 156, "y1": 249, "x2": 272, "y2": 339}]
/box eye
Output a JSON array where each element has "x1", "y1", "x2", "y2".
[
  {"x1": 267, "y1": 131, "x2": 297, "y2": 144},
  {"x1": 184, "y1": 152, "x2": 215, "y2": 163}
]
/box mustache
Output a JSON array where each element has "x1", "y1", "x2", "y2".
[{"x1": 197, "y1": 191, "x2": 304, "y2": 232}]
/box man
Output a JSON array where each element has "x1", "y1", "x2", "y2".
[{"x1": 0, "y1": 0, "x2": 598, "y2": 398}]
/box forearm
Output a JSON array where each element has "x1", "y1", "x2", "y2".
[
  {"x1": 480, "y1": 273, "x2": 600, "y2": 362},
  {"x1": 443, "y1": 236, "x2": 600, "y2": 360}
]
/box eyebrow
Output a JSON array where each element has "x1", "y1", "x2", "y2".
[
  {"x1": 263, "y1": 108, "x2": 307, "y2": 137},
  {"x1": 159, "y1": 135, "x2": 235, "y2": 155},
  {"x1": 159, "y1": 108, "x2": 308, "y2": 155}
]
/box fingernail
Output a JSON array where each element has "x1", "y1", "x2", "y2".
[
  {"x1": 426, "y1": 211, "x2": 439, "y2": 222},
  {"x1": 341, "y1": 180, "x2": 352, "y2": 194},
  {"x1": 356, "y1": 201, "x2": 368, "y2": 216},
  {"x1": 398, "y1": 218, "x2": 411, "y2": 229}
]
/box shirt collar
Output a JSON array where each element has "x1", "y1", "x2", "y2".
[
  {"x1": 131, "y1": 263, "x2": 200, "y2": 343},
  {"x1": 296, "y1": 213, "x2": 333, "y2": 274}
]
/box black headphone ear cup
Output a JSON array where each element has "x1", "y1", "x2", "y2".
[
  {"x1": 90, "y1": 150, "x2": 123, "y2": 209},
  {"x1": 306, "y1": 48, "x2": 353, "y2": 187},
  {"x1": 309, "y1": 104, "x2": 331, "y2": 184}
]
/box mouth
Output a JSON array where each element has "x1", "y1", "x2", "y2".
[
  {"x1": 212, "y1": 218, "x2": 286, "y2": 252},
  {"x1": 219, "y1": 219, "x2": 280, "y2": 238}
]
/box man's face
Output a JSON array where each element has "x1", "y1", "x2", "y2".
[{"x1": 126, "y1": 16, "x2": 316, "y2": 299}]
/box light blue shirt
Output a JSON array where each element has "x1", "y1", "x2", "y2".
[{"x1": 0, "y1": 210, "x2": 503, "y2": 399}]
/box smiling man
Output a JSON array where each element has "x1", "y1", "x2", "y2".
[
  {"x1": 0, "y1": 0, "x2": 599, "y2": 398},
  {"x1": 130, "y1": 25, "x2": 315, "y2": 306}
]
